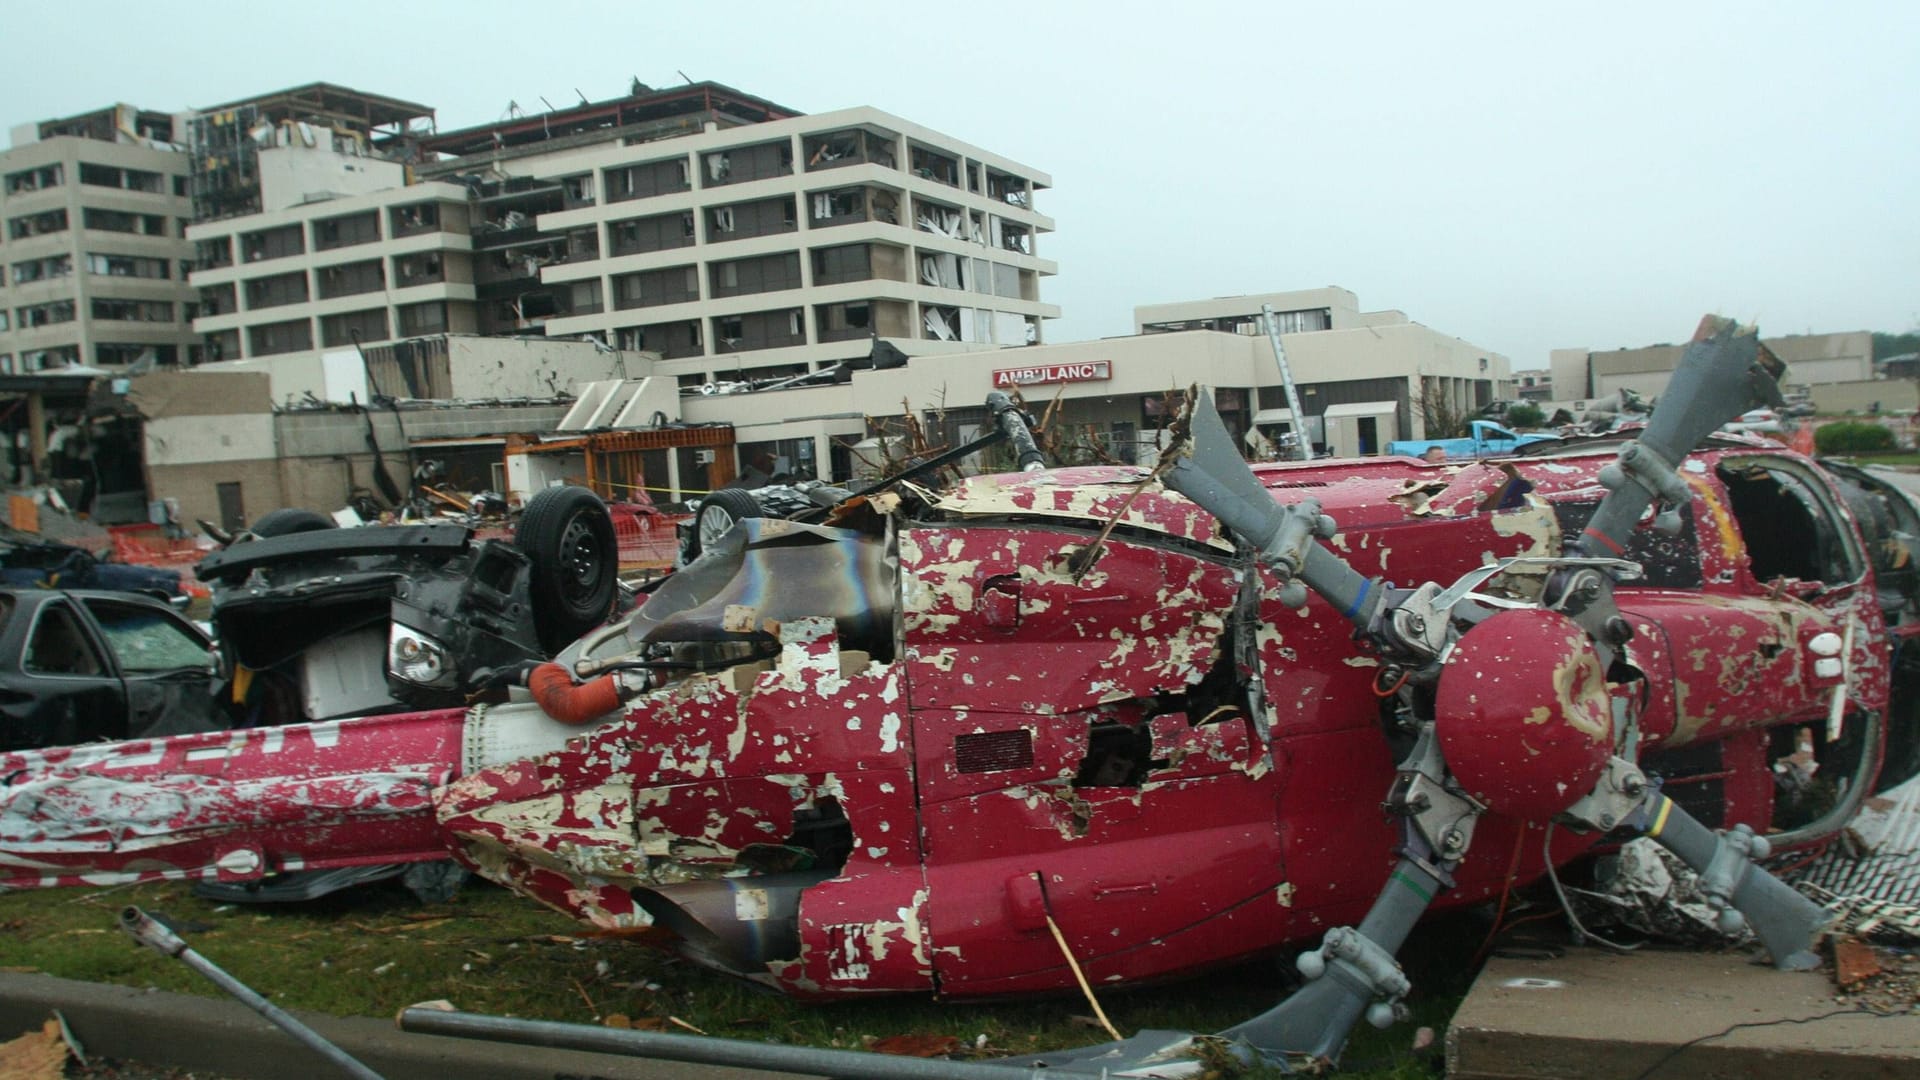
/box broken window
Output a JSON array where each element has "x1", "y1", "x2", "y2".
[
  {"x1": 985, "y1": 169, "x2": 1032, "y2": 208},
  {"x1": 913, "y1": 199, "x2": 966, "y2": 240},
  {"x1": 20, "y1": 347, "x2": 80, "y2": 371},
  {"x1": 922, "y1": 305, "x2": 960, "y2": 342},
  {"x1": 389, "y1": 202, "x2": 441, "y2": 238},
  {"x1": 389, "y1": 253, "x2": 439, "y2": 287},
  {"x1": 95, "y1": 343, "x2": 176, "y2": 367},
  {"x1": 84, "y1": 253, "x2": 170, "y2": 279},
  {"x1": 90, "y1": 299, "x2": 173, "y2": 323},
  {"x1": 11, "y1": 255, "x2": 72, "y2": 283},
  {"x1": 1720, "y1": 459, "x2": 1863, "y2": 587},
  {"x1": 565, "y1": 228, "x2": 598, "y2": 261},
  {"x1": 196, "y1": 237, "x2": 233, "y2": 270},
  {"x1": 25, "y1": 603, "x2": 105, "y2": 676},
  {"x1": 203, "y1": 330, "x2": 239, "y2": 362},
  {"x1": 15, "y1": 300, "x2": 76, "y2": 328},
  {"x1": 815, "y1": 301, "x2": 872, "y2": 342},
  {"x1": 808, "y1": 187, "x2": 872, "y2": 226},
  {"x1": 4, "y1": 163, "x2": 62, "y2": 194},
  {"x1": 82, "y1": 209, "x2": 168, "y2": 236},
  {"x1": 702, "y1": 141, "x2": 792, "y2": 187},
  {"x1": 78, "y1": 164, "x2": 163, "y2": 193},
  {"x1": 7, "y1": 209, "x2": 68, "y2": 239},
  {"x1": 83, "y1": 600, "x2": 213, "y2": 673},
  {"x1": 908, "y1": 144, "x2": 960, "y2": 187}
]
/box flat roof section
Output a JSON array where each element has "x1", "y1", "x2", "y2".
[{"x1": 417, "y1": 81, "x2": 799, "y2": 157}]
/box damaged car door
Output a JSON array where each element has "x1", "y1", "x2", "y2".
[
  {"x1": 0, "y1": 590, "x2": 218, "y2": 751},
  {"x1": 79, "y1": 594, "x2": 223, "y2": 741}
]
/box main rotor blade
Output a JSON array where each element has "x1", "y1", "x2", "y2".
[{"x1": 1577, "y1": 316, "x2": 1784, "y2": 558}]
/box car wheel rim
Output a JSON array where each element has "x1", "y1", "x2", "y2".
[
  {"x1": 698, "y1": 506, "x2": 734, "y2": 549},
  {"x1": 557, "y1": 514, "x2": 603, "y2": 602}
]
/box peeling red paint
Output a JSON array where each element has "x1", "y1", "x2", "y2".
[{"x1": 0, "y1": 441, "x2": 1909, "y2": 1000}]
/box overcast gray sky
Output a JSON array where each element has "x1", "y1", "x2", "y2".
[{"x1": 11, "y1": 1, "x2": 1916, "y2": 368}]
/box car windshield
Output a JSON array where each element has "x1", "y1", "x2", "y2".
[{"x1": 82, "y1": 600, "x2": 212, "y2": 672}]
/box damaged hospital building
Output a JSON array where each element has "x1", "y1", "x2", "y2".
[{"x1": 0, "y1": 80, "x2": 1509, "y2": 527}]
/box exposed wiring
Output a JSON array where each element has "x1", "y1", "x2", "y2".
[
  {"x1": 1473, "y1": 824, "x2": 1532, "y2": 965},
  {"x1": 1373, "y1": 666, "x2": 1413, "y2": 698},
  {"x1": 1541, "y1": 821, "x2": 1640, "y2": 954}
]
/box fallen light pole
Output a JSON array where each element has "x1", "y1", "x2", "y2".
[{"x1": 119, "y1": 906, "x2": 386, "y2": 1080}]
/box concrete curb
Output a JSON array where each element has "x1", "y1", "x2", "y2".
[
  {"x1": 0, "y1": 972, "x2": 797, "y2": 1080},
  {"x1": 1446, "y1": 949, "x2": 1920, "y2": 1080}
]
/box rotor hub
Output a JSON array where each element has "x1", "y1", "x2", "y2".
[{"x1": 1434, "y1": 607, "x2": 1613, "y2": 822}]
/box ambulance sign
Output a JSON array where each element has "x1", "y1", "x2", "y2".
[{"x1": 991, "y1": 361, "x2": 1111, "y2": 388}]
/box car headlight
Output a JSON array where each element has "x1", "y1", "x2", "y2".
[{"x1": 389, "y1": 624, "x2": 455, "y2": 688}]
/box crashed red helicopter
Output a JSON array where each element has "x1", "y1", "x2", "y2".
[{"x1": 2, "y1": 317, "x2": 1913, "y2": 1068}]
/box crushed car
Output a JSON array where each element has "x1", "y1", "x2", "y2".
[
  {"x1": 3, "y1": 321, "x2": 1916, "y2": 1069},
  {"x1": 200, "y1": 485, "x2": 619, "y2": 727}
]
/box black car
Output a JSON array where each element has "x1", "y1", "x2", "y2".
[
  {"x1": 0, "y1": 588, "x2": 222, "y2": 752},
  {"x1": 0, "y1": 537, "x2": 186, "y2": 604},
  {"x1": 196, "y1": 486, "x2": 618, "y2": 727}
]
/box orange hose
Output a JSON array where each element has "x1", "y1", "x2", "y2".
[{"x1": 529, "y1": 662, "x2": 621, "y2": 725}]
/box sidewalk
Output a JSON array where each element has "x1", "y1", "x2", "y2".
[
  {"x1": 0, "y1": 972, "x2": 807, "y2": 1080},
  {"x1": 1447, "y1": 948, "x2": 1920, "y2": 1080}
]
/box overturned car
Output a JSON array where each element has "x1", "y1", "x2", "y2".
[
  {"x1": 201, "y1": 486, "x2": 619, "y2": 726},
  {"x1": 4, "y1": 322, "x2": 1917, "y2": 1065}
]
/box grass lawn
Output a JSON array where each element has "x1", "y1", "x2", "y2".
[{"x1": 0, "y1": 876, "x2": 1480, "y2": 1077}]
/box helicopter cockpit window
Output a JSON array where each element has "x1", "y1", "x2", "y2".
[{"x1": 1719, "y1": 459, "x2": 1862, "y2": 587}]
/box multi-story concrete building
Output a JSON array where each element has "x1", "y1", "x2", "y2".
[
  {"x1": 184, "y1": 163, "x2": 477, "y2": 395},
  {"x1": 0, "y1": 104, "x2": 198, "y2": 374},
  {"x1": 187, "y1": 83, "x2": 1058, "y2": 389}
]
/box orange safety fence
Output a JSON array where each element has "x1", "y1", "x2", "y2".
[
  {"x1": 610, "y1": 506, "x2": 688, "y2": 571},
  {"x1": 107, "y1": 524, "x2": 217, "y2": 597}
]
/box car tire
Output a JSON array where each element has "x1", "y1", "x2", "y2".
[
  {"x1": 682, "y1": 488, "x2": 762, "y2": 563},
  {"x1": 250, "y1": 508, "x2": 335, "y2": 537},
  {"x1": 518, "y1": 486, "x2": 618, "y2": 653}
]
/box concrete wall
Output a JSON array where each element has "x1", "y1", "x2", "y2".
[
  {"x1": 146, "y1": 458, "x2": 285, "y2": 530},
  {"x1": 258, "y1": 146, "x2": 406, "y2": 213},
  {"x1": 1811, "y1": 379, "x2": 1919, "y2": 415},
  {"x1": 144, "y1": 414, "x2": 276, "y2": 465},
  {"x1": 444, "y1": 336, "x2": 628, "y2": 399}
]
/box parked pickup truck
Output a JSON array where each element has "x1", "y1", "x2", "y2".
[{"x1": 1388, "y1": 419, "x2": 1559, "y2": 460}]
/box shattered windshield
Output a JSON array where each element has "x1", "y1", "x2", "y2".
[{"x1": 82, "y1": 601, "x2": 213, "y2": 673}]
